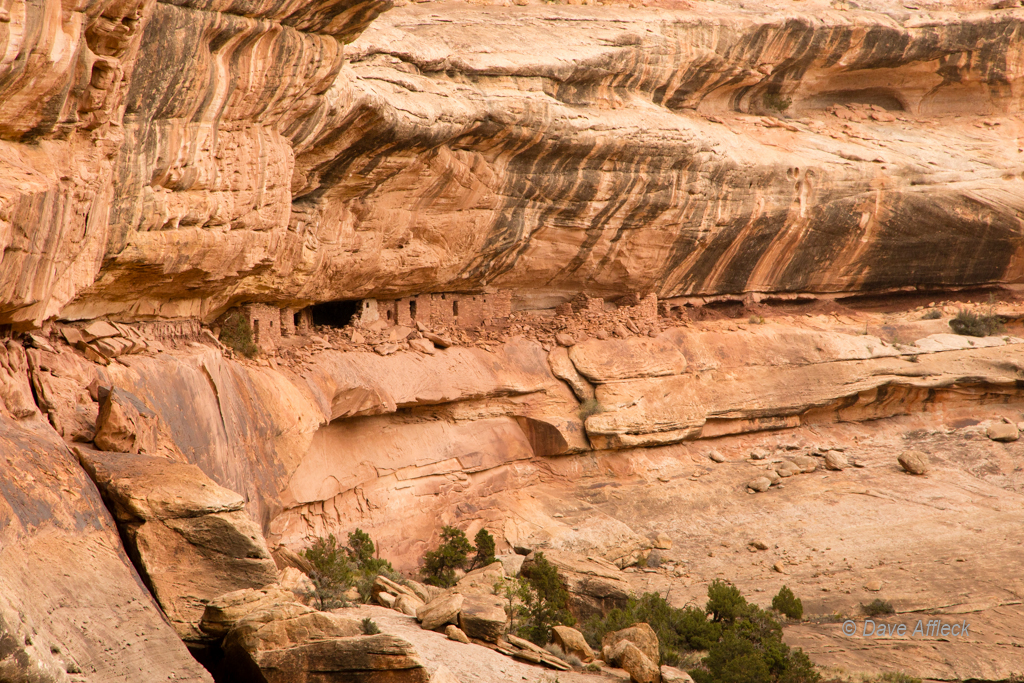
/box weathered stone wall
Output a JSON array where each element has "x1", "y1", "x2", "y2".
[{"x1": 5, "y1": 1, "x2": 1024, "y2": 327}]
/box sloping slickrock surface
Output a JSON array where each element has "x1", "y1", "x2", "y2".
[
  {"x1": 76, "y1": 447, "x2": 280, "y2": 641},
  {"x1": 0, "y1": 366, "x2": 212, "y2": 680}
]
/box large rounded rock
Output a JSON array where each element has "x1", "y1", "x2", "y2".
[
  {"x1": 416, "y1": 591, "x2": 464, "y2": 631},
  {"x1": 747, "y1": 477, "x2": 771, "y2": 492},
  {"x1": 661, "y1": 665, "x2": 695, "y2": 682},
  {"x1": 395, "y1": 594, "x2": 425, "y2": 616},
  {"x1": 457, "y1": 594, "x2": 507, "y2": 642},
  {"x1": 601, "y1": 622, "x2": 659, "y2": 666},
  {"x1": 987, "y1": 422, "x2": 1019, "y2": 442},
  {"x1": 200, "y1": 586, "x2": 295, "y2": 638},
  {"x1": 613, "y1": 641, "x2": 660, "y2": 683},
  {"x1": 898, "y1": 450, "x2": 929, "y2": 475},
  {"x1": 823, "y1": 451, "x2": 847, "y2": 471},
  {"x1": 791, "y1": 454, "x2": 817, "y2": 473},
  {"x1": 552, "y1": 625, "x2": 595, "y2": 662}
]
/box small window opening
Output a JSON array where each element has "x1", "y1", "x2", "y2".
[
  {"x1": 453, "y1": 300, "x2": 459, "y2": 317},
  {"x1": 410, "y1": 300, "x2": 417, "y2": 319}
]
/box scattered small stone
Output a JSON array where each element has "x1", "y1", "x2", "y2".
[
  {"x1": 750, "y1": 447, "x2": 769, "y2": 461},
  {"x1": 765, "y1": 469, "x2": 781, "y2": 485},
  {"x1": 373, "y1": 343, "x2": 400, "y2": 356},
  {"x1": 708, "y1": 450, "x2": 726, "y2": 463},
  {"x1": 749, "y1": 540, "x2": 769, "y2": 550},
  {"x1": 897, "y1": 450, "x2": 929, "y2": 475},
  {"x1": 654, "y1": 533, "x2": 672, "y2": 550},
  {"x1": 772, "y1": 562, "x2": 786, "y2": 574},
  {"x1": 555, "y1": 333, "x2": 576, "y2": 347},
  {"x1": 445, "y1": 625, "x2": 470, "y2": 644},
  {"x1": 791, "y1": 454, "x2": 817, "y2": 473},
  {"x1": 987, "y1": 422, "x2": 1019, "y2": 442},
  {"x1": 747, "y1": 477, "x2": 771, "y2": 492},
  {"x1": 864, "y1": 580, "x2": 883, "y2": 591},
  {"x1": 614, "y1": 324, "x2": 631, "y2": 338},
  {"x1": 824, "y1": 451, "x2": 847, "y2": 471}
]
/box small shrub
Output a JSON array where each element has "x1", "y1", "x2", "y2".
[
  {"x1": 921, "y1": 309, "x2": 942, "y2": 320},
  {"x1": 577, "y1": 398, "x2": 603, "y2": 420},
  {"x1": 472, "y1": 528, "x2": 496, "y2": 570},
  {"x1": 585, "y1": 662, "x2": 602, "y2": 672},
  {"x1": 763, "y1": 92, "x2": 792, "y2": 112},
  {"x1": 861, "y1": 599, "x2": 895, "y2": 617},
  {"x1": 303, "y1": 529, "x2": 395, "y2": 608},
  {"x1": 303, "y1": 534, "x2": 355, "y2": 610},
  {"x1": 422, "y1": 526, "x2": 473, "y2": 588},
  {"x1": 543, "y1": 643, "x2": 582, "y2": 668},
  {"x1": 497, "y1": 552, "x2": 575, "y2": 646},
  {"x1": 949, "y1": 309, "x2": 1002, "y2": 337},
  {"x1": 361, "y1": 617, "x2": 380, "y2": 635},
  {"x1": 707, "y1": 579, "x2": 749, "y2": 623},
  {"x1": 771, "y1": 585, "x2": 803, "y2": 620},
  {"x1": 749, "y1": 315, "x2": 765, "y2": 325},
  {"x1": 218, "y1": 312, "x2": 259, "y2": 357},
  {"x1": 582, "y1": 592, "x2": 720, "y2": 666}
]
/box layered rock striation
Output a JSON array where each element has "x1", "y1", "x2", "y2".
[{"x1": 4, "y1": 0, "x2": 1024, "y2": 324}]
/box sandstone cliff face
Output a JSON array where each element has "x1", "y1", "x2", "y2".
[{"x1": 4, "y1": 0, "x2": 1024, "y2": 324}]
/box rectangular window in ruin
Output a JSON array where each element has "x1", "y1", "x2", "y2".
[{"x1": 410, "y1": 300, "x2": 417, "y2": 320}]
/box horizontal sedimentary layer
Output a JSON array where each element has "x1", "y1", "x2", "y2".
[{"x1": 4, "y1": 0, "x2": 1024, "y2": 324}]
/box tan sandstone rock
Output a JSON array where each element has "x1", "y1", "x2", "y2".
[
  {"x1": 458, "y1": 594, "x2": 508, "y2": 643},
  {"x1": 987, "y1": 422, "x2": 1019, "y2": 442},
  {"x1": 417, "y1": 592, "x2": 464, "y2": 631},
  {"x1": 602, "y1": 623, "x2": 659, "y2": 666},
  {"x1": 552, "y1": 625, "x2": 595, "y2": 662},
  {"x1": 522, "y1": 550, "x2": 631, "y2": 619},
  {"x1": 898, "y1": 450, "x2": 930, "y2": 475},
  {"x1": 77, "y1": 448, "x2": 279, "y2": 640}
]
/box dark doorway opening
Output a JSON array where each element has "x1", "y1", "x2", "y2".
[{"x1": 311, "y1": 300, "x2": 360, "y2": 328}]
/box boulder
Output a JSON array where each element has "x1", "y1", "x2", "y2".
[
  {"x1": 521, "y1": 550, "x2": 631, "y2": 619},
  {"x1": 823, "y1": 451, "x2": 847, "y2": 471},
  {"x1": 661, "y1": 665, "x2": 695, "y2": 682},
  {"x1": 417, "y1": 591, "x2": 464, "y2": 631},
  {"x1": 77, "y1": 448, "x2": 279, "y2": 640},
  {"x1": 271, "y1": 546, "x2": 315, "y2": 575},
  {"x1": 455, "y1": 561, "x2": 505, "y2": 595},
  {"x1": 445, "y1": 625, "x2": 471, "y2": 643},
  {"x1": 747, "y1": 477, "x2": 771, "y2": 492},
  {"x1": 898, "y1": 450, "x2": 929, "y2": 475},
  {"x1": 497, "y1": 554, "x2": 525, "y2": 577},
  {"x1": 602, "y1": 623, "x2": 659, "y2": 666},
  {"x1": 395, "y1": 594, "x2": 425, "y2": 616},
  {"x1": 653, "y1": 533, "x2": 672, "y2": 550},
  {"x1": 764, "y1": 469, "x2": 781, "y2": 485},
  {"x1": 226, "y1": 604, "x2": 362, "y2": 652},
  {"x1": 617, "y1": 641, "x2": 661, "y2": 683},
  {"x1": 200, "y1": 587, "x2": 299, "y2": 638},
  {"x1": 552, "y1": 625, "x2": 595, "y2": 662},
  {"x1": 791, "y1": 454, "x2": 817, "y2": 473},
  {"x1": 987, "y1": 422, "x2": 1019, "y2": 442},
  {"x1": 378, "y1": 592, "x2": 397, "y2": 608},
  {"x1": 94, "y1": 387, "x2": 160, "y2": 455},
  {"x1": 708, "y1": 450, "x2": 726, "y2": 463},
  {"x1": 278, "y1": 567, "x2": 315, "y2": 604},
  {"x1": 374, "y1": 574, "x2": 420, "y2": 601},
  {"x1": 750, "y1": 447, "x2": 769, "y2": 460},
  {"x1": 224, "y1": 606, "x2": 428, "y2": 683},
  {"x1": 776, "y1": 461, "x2": 800, "y2": 477},
  {"x1": 405, "y1": 578, "x2": 441, "y2": 604},
  {"x1": 457, "y1": 594, "x2": 508, "y2": 642}
]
